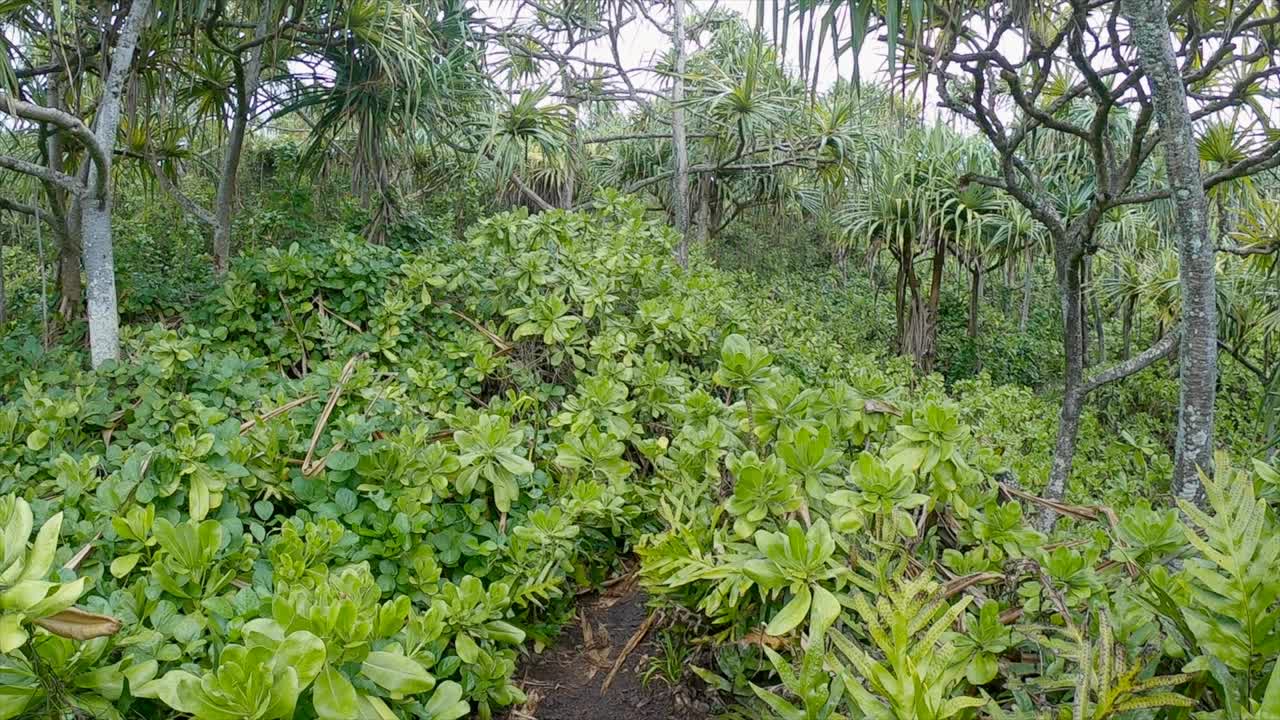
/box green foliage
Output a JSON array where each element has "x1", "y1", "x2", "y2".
[
  {"x1": 1177, "y1": 463, "x2": 1280, "y2": 676},
  {"x1": 832, "y1": 575, "x2": 983, "y2": 720},
  {"x1": 0, "y1": 496, "x2": 96, "y2": 653},
  {"x1": 2, "y1": 196, "x2": 1277, "y2": 720}
]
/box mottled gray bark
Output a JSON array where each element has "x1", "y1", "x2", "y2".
[
  {"x1": 1124, "y1": 0, "x2": 1215, "y2": 505},
  {"x1": 671, "y1": 0, "x2": 690, "y2": 266},
  {"x1": 1041, "y1": 248, "x2": 1086, "y2": 530},
  {"x1": 1040, "y1": 239, "x2": 1183, "y2": 529},
  {"x1": 83, "y1": 0, "x2": 152, "y2": 367}
]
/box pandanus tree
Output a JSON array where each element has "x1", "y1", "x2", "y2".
[
  {"x1": 1221, "y1": 194, "x2": 1280, "y2": 452},
  {"x1": 836, "y1": 125, "x2": 990, "y2": 373},
  {"x1": 140, "y1": 0, "x2": 284, "y2": 275},
  {"x1": 275, "y1": 0, "x2": 483, "y2": 243},
  {"x1": 987, "y1": 199, "x2": 1048, "y2": 334},
  {"x1": 777, "y1": 0, "x2": 1280, "y2": 520}
]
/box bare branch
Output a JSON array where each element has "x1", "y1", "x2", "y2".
[
  {"x1": 0, "y1": 194, "x2": 59, "y2": 230},
  {"x1": 0, "y1": 93, "x2": 107, "y2": 201},
  {"x1": 145, "y1": 148, "x2": 215, "y2": 226},
  {"x1": 0, "y1": 154, "x2": 84, "y2": 196},
  {"x1": 1082, "y1": 328, "x2": 1180, "y2": 394}
]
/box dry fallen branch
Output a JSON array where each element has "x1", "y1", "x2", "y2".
[
  {"x1": 239, "y1": 394, "x2": 318, "y2": 434},
  {"x1": 436, "y1": 302, "x2": 513, "y2": 354},
  {"x1": 601, "y1": 610, "x2": 661, "y2": 694},
  {"x1": 315, "y1": 295, "x2": 364, "y2": 333},
  {"x1": 942, "y1": 571, "x2": 1005, "y2": 598},
  {"x1": 999, "y1": 482, "x2": 1120, "y2": 530},
  {"x1": 301, "y1": 356, "x2": 361, "y2": 475}
]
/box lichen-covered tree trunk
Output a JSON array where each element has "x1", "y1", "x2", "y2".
[
  {"x1": 83, "y1": 0, "x2": 152, "y2": 367},
  {"x1": 671, "y1": 0, "x2": 690, "y2": 265},
  {"x1": 1041, "y1": 246, "x2": 1086, "y2": 530},
  {"x1": 1125, "y1": 0, "x2": 1215, "y2": 504}
]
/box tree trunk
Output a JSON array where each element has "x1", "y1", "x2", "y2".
[
  {"x1": 694, "y1": 178, "x2": 712, "y2": 244},
  {"x1": 1019, "y1": 247, "x2": 1034, "y2": 333},
  {"x1": 1125, "y1": 0, "x2": 1215, "y2": 505},
  {"x1": 707, "y1": 186, "x2": 723, "y2": 241},
  {"x1": 922, "y1": 238, "x2": 945, "y2": 373},
  {"x1": 903, "y1": 238, "x2": 943, "y2": 373},
  {"x1": 1003, "y1": 255, "x2": 1015, "y2": 318},
  {"x1": 43, "y1": 76, "x2": 81, "y2": 319},
  {"x1": 671, "y1": 0, "x2": 690, "y2": 265},
  {"x1": 213, "y1": 8, "x2": 270, "y2": 274},
  {"x1": 1080, "y1": 260, "x2": 1090, "y2": 367},
  {"x1": 83, "y1": 0, "x2": 152, "y2": 367},
  {"x1": 894, "y1": 237, "x2": 909, "y2": 355},
  {"x1": 1041, "y1": 248, "x2": 1086, "y2": 530}
]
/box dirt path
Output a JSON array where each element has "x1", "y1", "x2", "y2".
[{"x1": 508, "y1": 577, "x2": 708, "y2": 720}]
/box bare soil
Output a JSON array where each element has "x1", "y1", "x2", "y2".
[{"x1": 508, "y1": 576, "x2": 708, "y2": 720}]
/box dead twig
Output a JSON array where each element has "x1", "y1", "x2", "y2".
[
  {"x1": 999, "y1": 482, "x2": 1120, "y2": 530},
  {"x1": 436, "y1": 303, "x2": 513, "y2": 354},
  {"x1": 315, "y1": 294, "x2": 364, "y2": 333},
  {"x1": 301, "y1": 356, "x2": 361, "y2": 476},
  {"x1": 942, "y1": 571, "x2": 1005, "y2": 598},
  {"x1": 239, "y1": 395, "x2": 318, "y2": 434},
  {"x1": 601, "y1": 610, "x2": 661, "y2": 694}
]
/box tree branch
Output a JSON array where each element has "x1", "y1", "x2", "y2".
[
  {"x1": 0, "y1": 93, "x2": 107, "y2": 202},
  {"x1": 0, "y1": 154, "x2": 84, "y2": 196},
  {"x1": 510, "y1": 172, "x2": 553, "y2": 211},
  {"x1": 1082, "y1": 328, "x2": 1180, "y2": 394},
  {"x1": 146, "y1": 148, "x2": 215, "y2": 226},
  {"x1": 0, "y1": 194, "x2": 60, "y2": 230}
]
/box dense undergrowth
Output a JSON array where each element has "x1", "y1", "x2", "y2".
[{"x1": 2, "y1": 197, "x2": 1279, "y2": 719}]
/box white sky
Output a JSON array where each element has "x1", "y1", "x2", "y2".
[{"x1": 477, "y1": 0, "x2": 897, "y2": 99}]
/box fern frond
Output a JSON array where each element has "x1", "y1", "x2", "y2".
[
  {"x1": 1113, "y1": 693, "x2": 1195, "y2": 712},
  {"x1": 1129, "y1": 672, "x2": 1195, "y2": 692}
]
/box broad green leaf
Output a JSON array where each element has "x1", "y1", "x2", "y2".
[
  {"x1": 422, "y1": 681, "x2": 470, "y2": 720},
  {"x1": 809, "y1": 584, "x2": 841, "y2": 635},
  {"x1": 454, "y1": 632, "x2": 481, "y2": 663},
  {"x1": 0, "y1": 613, "x2": 28, "y2": 653},
  {"x1": 314, "y1": 666, "x2": 361, "y2": 720},
  {"x1": 360, "y1": 651, "x2": 436, "y2": 696},
  {"x1": 276, "y1": 631, "x2": 326, "y2": 686},
  {"x1": 766, "y1": 584, "x2": 812, "y2": 636},
  {"x1": 20, "y1": 513, "x2": 62, "y2": 582},
  {"x1": 110, "y1": 553, "x2": 142, "y2": 578}
]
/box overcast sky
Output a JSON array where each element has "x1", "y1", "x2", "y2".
[{"x1": 476, "y1": 0, "x2": 896, "y2": 98}]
